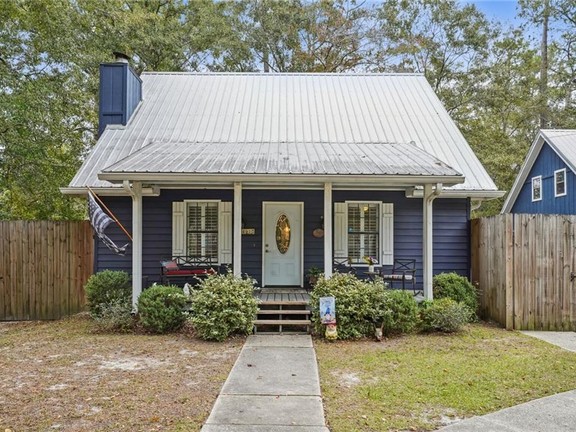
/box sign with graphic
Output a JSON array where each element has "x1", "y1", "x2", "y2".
[{"x1": 319, "y1": 296, "x2": 336, "y2": 324}]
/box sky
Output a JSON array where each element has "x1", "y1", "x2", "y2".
[{"x1": 465, "y1": 0, "x2": 520, "y2": 24}]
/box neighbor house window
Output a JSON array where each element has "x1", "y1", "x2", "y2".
[
  {"x1": 555, "y1": 169, "x2": 566, "y2": 197},
  {"x1": 187, "y1": 201, "x2": 218, "y2": 259},
  {"x1": 347, "y1": 202, "x2": 379, "y2": 264},
  {"x1": 532, "y1": 176, "x2": 542, "y2": 202}
]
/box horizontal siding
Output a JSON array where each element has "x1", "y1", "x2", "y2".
[
  {"x1": 96, "y1": 190, "x2": 469, "y2": 289},
  {"x1": 512, "y1": 143, "x2": 576, "y2": 214}
]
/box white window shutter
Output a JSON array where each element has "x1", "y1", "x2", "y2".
[
  {"x1": 172, "y1": 201, "x2": 186, "y2": 256},
  {"x1": 381, "y1": 203, "x2": 394, "y2": 265},
  {"x1": 219, "y1": 201, "x2": 232, "y2": 264},
  {"x1": 334, "y1": 202, "x2": 348, "y2": 258}
]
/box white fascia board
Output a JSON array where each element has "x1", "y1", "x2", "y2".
[
  {"x1": 501, "y1": 133, "x2": 545, "y2": 213},
  {"x1": 406, "y1": 188, "x2": 505, "y2": 200},
  {"x1": 59, "y1": 186, "x2": 160, "y2": 197},
  {"x1": 98, "y1": 172, "x2": 465, "y2": 187}
]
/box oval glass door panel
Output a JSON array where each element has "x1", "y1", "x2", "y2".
[{"x1": 275, "y1": 214, "x2": 291, "y2": 254}]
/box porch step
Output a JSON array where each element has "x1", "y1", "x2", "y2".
[
  {"x1": 257, "y1": 309, "x2": 311, "y2": 315},
  {"x1": 253, "y1": 319, "x2": 311, "y2": 325},
  {"x1": 253, "y1": 294, "x2": 311, "y2": 334}
]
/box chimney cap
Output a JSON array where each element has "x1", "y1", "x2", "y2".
[{"x1": 113, "y1": 51, "x2": 130, "y2": 64}]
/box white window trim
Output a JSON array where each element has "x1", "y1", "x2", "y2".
[
  {"x1": 185, "y1": 200, "x2": 220, "y2": 261},
  {"x1": 554, "y1": 168, "x2": 567, "y2": 197},
  {"x1": 338, "y1": 201, "x2": 393, "y2": 267},
  {"x1": 531, "y1": 176, "x2": 542, "y2": 202}
]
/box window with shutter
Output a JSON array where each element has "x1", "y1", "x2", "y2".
[
  {"x1": 333, "y1": 202, "x2": 394, "y2": 266},
  {"x1": 186, "y1": 202, "x2": 219, "y2": 259}
]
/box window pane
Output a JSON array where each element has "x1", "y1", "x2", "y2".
[
  {"x1": 187, "y1": 202, "x2": 219, "y2": 259},
  {"x1": 347, "y1": 203, "x2": 380, "y2": 263}
]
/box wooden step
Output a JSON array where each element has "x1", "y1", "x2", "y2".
[
  {"x1": 257, "y1": 309, "x2": 310, "y2": 315},
  {"x1": 258, "y1": 300, "x2": 309, "y2": 306},
  {"x1": 253, "y1": 319, "x2": 311, "y2": 326}
]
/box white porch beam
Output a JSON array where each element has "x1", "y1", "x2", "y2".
[
  {"x1": 233, "y1": 182, "x2": 242, "y2": 277},
  {"x1": 128, "y1": 181, "x2": 143, "y2": 310},
  {"x1": 324, "y1": 182, "x2": 333, "y2": 278},
  {"x1": 422, "y1": 183, "x2": 442, "y2": 300}
]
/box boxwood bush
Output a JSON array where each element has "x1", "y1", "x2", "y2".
[
  {"x1": 190, "y1": 273, "x2": 259, "y2": 342},
  {"x1": 433, "y1": 272, "x2": 478, "y2": 319},
  {"x1": 84, "y1": 270, "x2": 131, "y2": 317},
  {"x1": 377, "y1": 289, "x2": 419, "y2": 336},
  {"x1": 137, "y1": 285, "x2": 188, "y2": 333},
  {"x1": 420, "y1": 298, "x2": 472, "y2": 333}
]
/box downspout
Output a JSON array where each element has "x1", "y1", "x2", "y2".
[
  {"x1": 123, "y1": 180, "x2": 142, "y2": 311},
  {"x1": 423, "y1": 183, "x2": 443, "y2": 300}
]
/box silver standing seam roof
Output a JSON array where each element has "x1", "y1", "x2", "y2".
[
  {"x1": 502, "y1": 129, "x2": 576, "y2": 213},
  {"x1": 68, "y1": 72, "x2": 500, "y2": 195}
]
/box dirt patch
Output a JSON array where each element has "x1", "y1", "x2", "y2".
[{"x1": 0, "y1": 315, "x2": 243, "y2": 431}]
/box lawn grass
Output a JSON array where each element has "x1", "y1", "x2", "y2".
[
  {"x1": 0, "y1": 314, "x2": 242, "y2": 431},
  {"x1": 315, "y1": 323, "x2": 576, "y2": 432}
]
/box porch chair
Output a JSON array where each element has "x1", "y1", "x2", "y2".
[
  {"x1": 380, "y1": 258, "x2": 418, "y2": 294},
  {"x1": 333, "y1": 257, "x2": 356, "y2": 275}
]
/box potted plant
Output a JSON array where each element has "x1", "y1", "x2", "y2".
[
  {"x1": 364, "y1": 256, "x2": 377, "y2": 273},
  {"x1": 306, "y1": 266, "x2": 323, "y2": 288}
]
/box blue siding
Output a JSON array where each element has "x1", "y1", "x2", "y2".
[
  {"x1": 95, "y1": 190, "x2": 470, "y2": 289},
  {"x1": 511, "y1": 142, "x2": 576, "y2": 214},
  {"x1": 98, "y1": 63, "x2": 142, "y2": 137}
]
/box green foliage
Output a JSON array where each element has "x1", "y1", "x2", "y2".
[
  {"x1": 433, "y1": 272, "x2": 478, "y2": 317},
  {"x1": 137, "y1": 285, "x2": 188, "y2": 334},
  {"x1": 377, "y1": 290, "x2": 419, "y2": 336},
  {"x1": 420, "y1": 298, "x2": 472, "y2": 333},
  {"x1": 190, "y1": 273, "x2": 259, "y2": 342},
  {"x1": 84, "y1": 270, "x2": 131, "y2": 317},
  {"x1": 92, "y1": 298, "x2": 135, "y2": 333},
  {"x1": 311, "y1": 274, "x2": 418, "y2": 339}
]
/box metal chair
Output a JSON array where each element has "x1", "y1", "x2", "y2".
[
  {"x1": 381, "y1": 258, "x2": 418, "y2": 294},
  {"x1": 333, "y1": 257, "x2": 356, "y2": 275}
]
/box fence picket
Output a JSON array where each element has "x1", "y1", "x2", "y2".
[{"x1": 0, "y1": 221, "x2": 93, "y2": 321}]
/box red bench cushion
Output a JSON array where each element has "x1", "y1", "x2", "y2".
[{"x1": 165, "y1": 268, "x2": 215, "y2": 276}]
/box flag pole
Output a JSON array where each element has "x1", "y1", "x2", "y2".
[{"x1": 87, "y1": 186, "x2": 133, "y2": 242}]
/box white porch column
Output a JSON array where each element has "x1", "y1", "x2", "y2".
[
  {"x1": 233, "y1": 182, "x2": 242, "y2": 277},
  {"x1": 422, "y1": 183, "x2": 442, "y2": 300},
  {"x1": 131, "y1": 181, "x2": 143, "y2": 310},
  {"x1": 324, "y1": 182, "x2": 333, "y2": 278}
]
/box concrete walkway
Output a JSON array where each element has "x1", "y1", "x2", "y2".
[
  {"x1": 201, "y1": 335, "x2": 329, "y2": 432},
  {"x1": 439, "y1": 331, "x2": 576, "y2": 432}
]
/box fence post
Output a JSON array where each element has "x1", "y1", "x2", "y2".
[{"x1": 505, "y1": 214, "x2": 514, "y2": 330}]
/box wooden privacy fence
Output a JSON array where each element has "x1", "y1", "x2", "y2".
[
  {"x1": 0, "y1": 221, "x2": 93, "y2": 320},
  {"x1": 471, "y1": 214, "x2": 576, "y2": 331}
]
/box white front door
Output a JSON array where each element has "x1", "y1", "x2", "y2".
[{"x1": 263, "y1": 202, "x2": 303, "y2": 287}]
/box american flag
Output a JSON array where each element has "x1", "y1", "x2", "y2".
[{"x1": 88, "y1": 192, "x2": 129, "y2": 256}]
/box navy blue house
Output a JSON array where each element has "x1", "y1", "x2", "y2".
[
  {"x1": 64, "y1": 55, "x2": 502, "y2": 307},
  {"x1": 502, "y1": 130, "x2": 576, "y2": 214}
]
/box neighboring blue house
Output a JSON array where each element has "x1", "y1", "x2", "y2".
[
  {"x1": 63, "y1": 55, "x2": 502, "y2": 307},
  {"x1": 502, "y1": 130, "x2": 576, "y2": 214}
]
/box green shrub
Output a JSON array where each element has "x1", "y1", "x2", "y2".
[
  {"x1": 138, "y1": 285, "x2": 188, "y2": 333},
  {"x1": 84, "y1": 270, "x2": 131, "y2": 317},
  {"x1": 378, "y1": 290, "x2": 419, "y2": 336},
  {"x1": 190, "y1": 273, "x2": 259, "y2": 342},
  {"x1": 92, "y1": 298, "x2": 135, "y2": 333},
  {"x1": 433, "y1": 272, "x2": 478, "y2": 318},
  {"x1": 310, "y1": 274, "x2": 419, "y2": 339},
  {"x1": 420, "y1": 298, "x2": 472, "y2": 333}
]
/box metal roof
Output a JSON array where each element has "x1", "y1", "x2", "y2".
[
  {"x1": 101, "y1": 141, "x2": 461, "y2": 178},
  {"x1": 68, "y1": 72, "x2": 499, "y2": 194},
  {"x1": 502, "y1": 129, "x2": 576, "y2": 213}
]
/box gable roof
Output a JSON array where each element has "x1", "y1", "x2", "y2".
[
  {"x1": 502, "y1": 129, "x2": 576, "y2": 213},
  {"x1": 67, "y1": 72, "x2": 500, "y2": 195}
]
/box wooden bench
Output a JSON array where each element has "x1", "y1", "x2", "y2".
[{"x1": 160, "y1": 256, "x2": 219, "y2": 287}]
